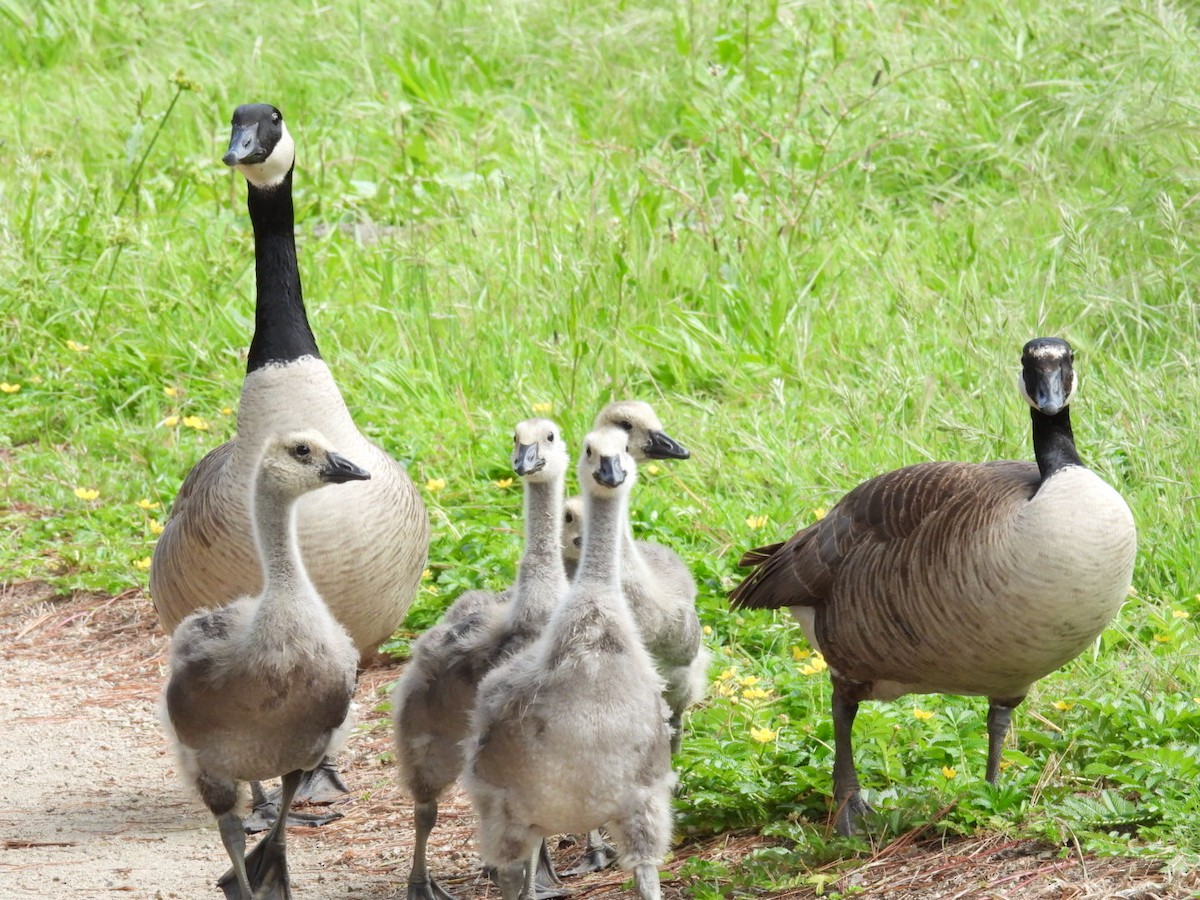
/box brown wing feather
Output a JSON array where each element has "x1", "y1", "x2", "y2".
[{"x1": 729, "y1": 460, "x2": 1039, "y2": 612}]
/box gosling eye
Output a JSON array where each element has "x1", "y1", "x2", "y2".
[
  {"x1": 272, "y1": 111, "x2": 281, "y2": 123},
  {"x1": 547, "y1": 431, "x2": 555, "y2": 442},
  {"x1": 585, "y1": 444, "x2": 592, "y2": 459},
  {"x1": 293, "y1": 443, "x2": 311, "y2": 458},
  {"x1": 618, "y1": 419, "x2": 633, "y2": 431},
  {"x1": 564, "y1": 512, "x2": 574, "y2": 524}
]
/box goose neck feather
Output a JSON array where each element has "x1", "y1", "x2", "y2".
[
  {"x1": 245, "y1": 169, "x2": 321, "y2": 372},
  {"x1": 1030, "y1": 406, "x2": 1082, "y2": 481}
]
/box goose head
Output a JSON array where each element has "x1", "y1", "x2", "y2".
[
  {"x1": 1018, "y1": 337, "x2": 1076, "y2": 416},
  {"x1": 561, "y1": 495, "x2": 584, "y2": 563},
  {"x1": 511, "y1": 418, "x2": 569, "y2": 483},
  {"x1": 580, "y1": 425, "x2": 637, "y2": 496},
  {"x1": 593, "y1": 400, "x2": 689, "y2": 461},
  {"x1": 223, "y1": 103, "x2": 296, "y2": 190},
  {"x1": 257, "y1": 429, "x2": 371, "y2": 498}
]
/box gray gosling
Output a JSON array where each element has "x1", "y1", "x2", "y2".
[
  {"x1": 159, "y1": 429, "x2": 368, "y2": 899},
  {"x1": 465, "y1": 425, "x2": 675, "y2": 900},
  {"x1": 151, "y1": 103, "x2": 429, "y2": 824},
  {"x1": 393, "y1": 419, "x2": 569, "y2": 900},
  {"x1": 731, "y1": 338, "x2": 1137, "y2": 835}
]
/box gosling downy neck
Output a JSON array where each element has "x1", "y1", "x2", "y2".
[
  {"x1": 1030, "y1": 406, "x2": 1084, "y2": 482},
  {"x1": 511, "y1": 471, "x2": 568, "y2": 624},
  {"x1": 244, "y1": 168, "x2": 321, "y2": 374},
  {"x1": 248, "y1": 476, "x2": 322, "y2": 632},
  {"x1": 575, "y1": 487, "x2": 626, "y2": 593}
]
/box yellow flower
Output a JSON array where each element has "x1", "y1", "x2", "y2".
[
  {"x1": 149, "y1": 519, "x2": 165, "y2": 535},
  {"x1": 646, "y1": 464, "x2": 661, "y2": 476},
  {"x1": 702, "y1": 625, "x2": 713, "y2": 636},
  {"x1": 531, "y1": 402, "x2": 553, "y2": 414},
  {"x1": 1153, "y1": 633, "x2": 1171, "y2": 644},
  {"x1": 1193, "y1": 698, "x2": 1200, "y2": 705},
  {"x1": 912, "y1": 707, "x2": 935, "y2": 721},
  {"x1": 715, "y1": 681, "x2": 736, "y2": 697},
  {"x1": 163, "y1": 385, "x2": 178, "y2": 398},
  {"x1": 812, "y1": 507, "x2": 827, "y2": 520},
  {"x1": 743, "y1": 688, "x2": 772, "y2": 701},
  {"x1": 1052, "y1": 700, "x2": 1074, "y2": 711},
  {"x1": 791, "y1": 646, "x2": 811, "y2": 661},
  {"x1": 182, "y1": 415, "x2": 209, "y2": 431},
  {"x1": 73, "y1": 487, "x2": 100, "y2": 501},
  {"x1": 0, "y1": 382, "x2": 20, "y2": 393},
  {"x1": 494, "y1": 478, "x2": 514, "y2": 488},
  {"x1": 750, "y1": 726, "x2": 778, "y2": 743},
  {"x1": 66, "y1": 340, "x2": 89, "y2": 353},
  {"x1": 133, "y1": 557, "x2": 152, "y2": 570},
  {"x1": 425, "y1": 477, "x2": 446, "y2": 493},
  {"x1": 161, "y1": 415, "x2": 180, "y2": 427},
  {"x1": 739, "y1": 675, "x2": 761, "y2": 687},
  {"x1": 796, "y1": 653, "x2": 828, "y2": 677},
  {"x1": 716, "y1": 667, "x2": 738, "y2": 682},
  {"x1": 942, "y1": 766, "x2": 957, "y2": 779},
  {"x1": 746, "y1": 514, "x2": 768, "y2": 529},
  {"x1": 137, "y1": 499, "x2": 160, "y2": 510},
  {"x1": 220, "y1": 406, "x2": 234, "y2": 416},
  {"x1": 1172, "y1": 610, "x2": 1190, "y2": 620}
]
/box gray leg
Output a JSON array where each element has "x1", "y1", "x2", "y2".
[
  {"x1": 668, "y1": 709, "x2": 684, "y2": 756},
  {"x1": 244, "y1": 773, "x2": 345, "y2": 833},
  {"x1": 633, "y1": 862, "x2": 662, "y2": 900},
  {"x1": 219, "y1": 769, "x2": 301, "y2": 899},
  {"x1": 831, "y1": 679, "x2": 872, "y2": 836},
  {"x1": 495, "y1": 854, "x2": 530, "y2": 900},
  {"x1": 560, "y1": 829, "x2": 615, "y2": 876},
  {"x1": 216, "y1": 812, "x2": 252, "y2": 900},
  {"x1": 487, "y1": 839, "x2": 567, "y2": 899},
  {"x1": 408, "y1": 800, "x2": 456, "y2": 900},
  {"x1": 986, "y1": 697, "x2": 1023, "y2": 784}
]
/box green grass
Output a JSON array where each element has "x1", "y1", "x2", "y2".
[{"x1": 2, "y1": 0, "x2": 1199, "y2": 890}]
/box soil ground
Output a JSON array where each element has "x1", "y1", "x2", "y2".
[{"x1": 1, "y1": 581, "x2": 1196, "y2": 899}]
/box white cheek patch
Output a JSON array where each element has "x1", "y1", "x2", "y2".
[{"x1": 240, "y1": 123, "x2": 296, "y2": 189}]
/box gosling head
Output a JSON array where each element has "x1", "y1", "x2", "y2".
[
  {"x1": 257, "y1": 429, "x2": 371, "y2": 498},
  {"x1": 223, "y1": 103, "x2": 295, "y2": 190},
  {"x1": 511, "y1": 418, "x2": 569, "y2": 483},
  {"x1": 1018, "y1": 337, "x2": 1076, "y2": 416},
  {"x1": 561, "y1": 495, "x2": 584, "y2": 563},
  {"x1": 579, "y1": 425, "x2": 637, "y2": 497},
  {"x1": 593, "y1": 400, "x2": 690, "y2": 462}
]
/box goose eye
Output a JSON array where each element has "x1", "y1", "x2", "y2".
[
  {"x1": 618, "y1": 419, "x2": 633, "y2": 431},
  {"x1": 294, "y1": 443, "x2": 311, "y2": 458},
  {"x1": 564, "y1": 512, "x2": 573, "y2": 523},
  {"x1": 547, "y1": 432, "x2": 555, "y2": 442},
  {"x1": 585, "y1": 445, "x2": 592, "y2": 459},
  {"x1": 272, "y1": 112, "x2": 281, "y2": 123}
]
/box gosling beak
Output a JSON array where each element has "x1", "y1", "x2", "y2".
[
  {"x1": 321, "y1": 452, "x2": 371, "y2": 484},
  {"x1": 594, "y1": 455, "x2": 626, "y2": 488},
  {"x1": 223, "y1": 123, "x2": 265, "y2": 167},
  {"x1": 644, "y1": 429, "x2": 690, "y2": 460},
  {"x1": 513, "y1": 443, "x2": 545, "y2": 477},
  {"x1": 1033, "y1": 367, "x2": 1066, "y2": 416}
]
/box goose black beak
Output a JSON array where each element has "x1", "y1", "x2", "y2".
[
  {"x1": 594, "y1": 455, "x2": 626, "y2": 488},
  {"x1": 644, "y1": 429, "x2": 690, "y2": 460},
  {"x1": 223, "y1": 123, "x2": 265, "y2": 167},
  {"x1": 321, "y1": 452, "x2": 371, "y2": 484},
  {"x1": 1032, "y1": 367, "x2": 1066, "y2": 416},
  {"x1": 513, "y1": 443, "x2": 545, "y2": 477}
]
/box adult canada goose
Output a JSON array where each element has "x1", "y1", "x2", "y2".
[
  {"x1": 393, "y1": 419, "x2": 570, "y2": 900},
  {"x1": 160, "y1": 429, "x2": 367, "y2": 900},
  {"x1": 465, "y1": 426, "x2": 675, "y2": 900},
  {"x1": 730, "y1": 338, "x2": 1137, "y2": 835},
  {"x1": 151, "y1": 103, "x2": 429, "y2": 822}
]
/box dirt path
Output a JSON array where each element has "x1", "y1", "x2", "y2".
[{"x1": 1, "y1": 582, "x2": 1195, "y2": 899}]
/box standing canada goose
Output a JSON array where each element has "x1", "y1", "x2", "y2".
[
  {"x1": 730, "y1": 338, "x2": 1137, "y2": 836},
  {"x1": 465, "y1": 426, "x2": 675, "y2": 900},
  {"x1": 393, "y1": 419, "x2": 570, "y2": 900},
  {"x1": 151, "y1": 103, "x2": 429, "y2": 822},
  {"x1": 160, "y1": 429, "x2": 367, "y2": 900}
]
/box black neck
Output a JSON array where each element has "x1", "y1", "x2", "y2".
[
  {"x1": 245, "y1": 167, "x2": 321, "y2": 373},
  {"x1": 1030, "y1": 406, "x2": 1083, "y2": 480}
]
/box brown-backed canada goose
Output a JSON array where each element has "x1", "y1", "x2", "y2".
[
  {"x1": 160, "y1": 429, "x2": 367, "y2": 900},
  {"x1": 393, "y1": 419, "x2": 569, "y2": 900},
  {"x1": 465, "y1": 425, "x2": 674, "y2": 900},
  {"x1": 730, "y1": 338, "x2": 1137, "y2": 835},
  {"x1": 151, "y1": 103, "x2": 429, "y2": 823}
]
